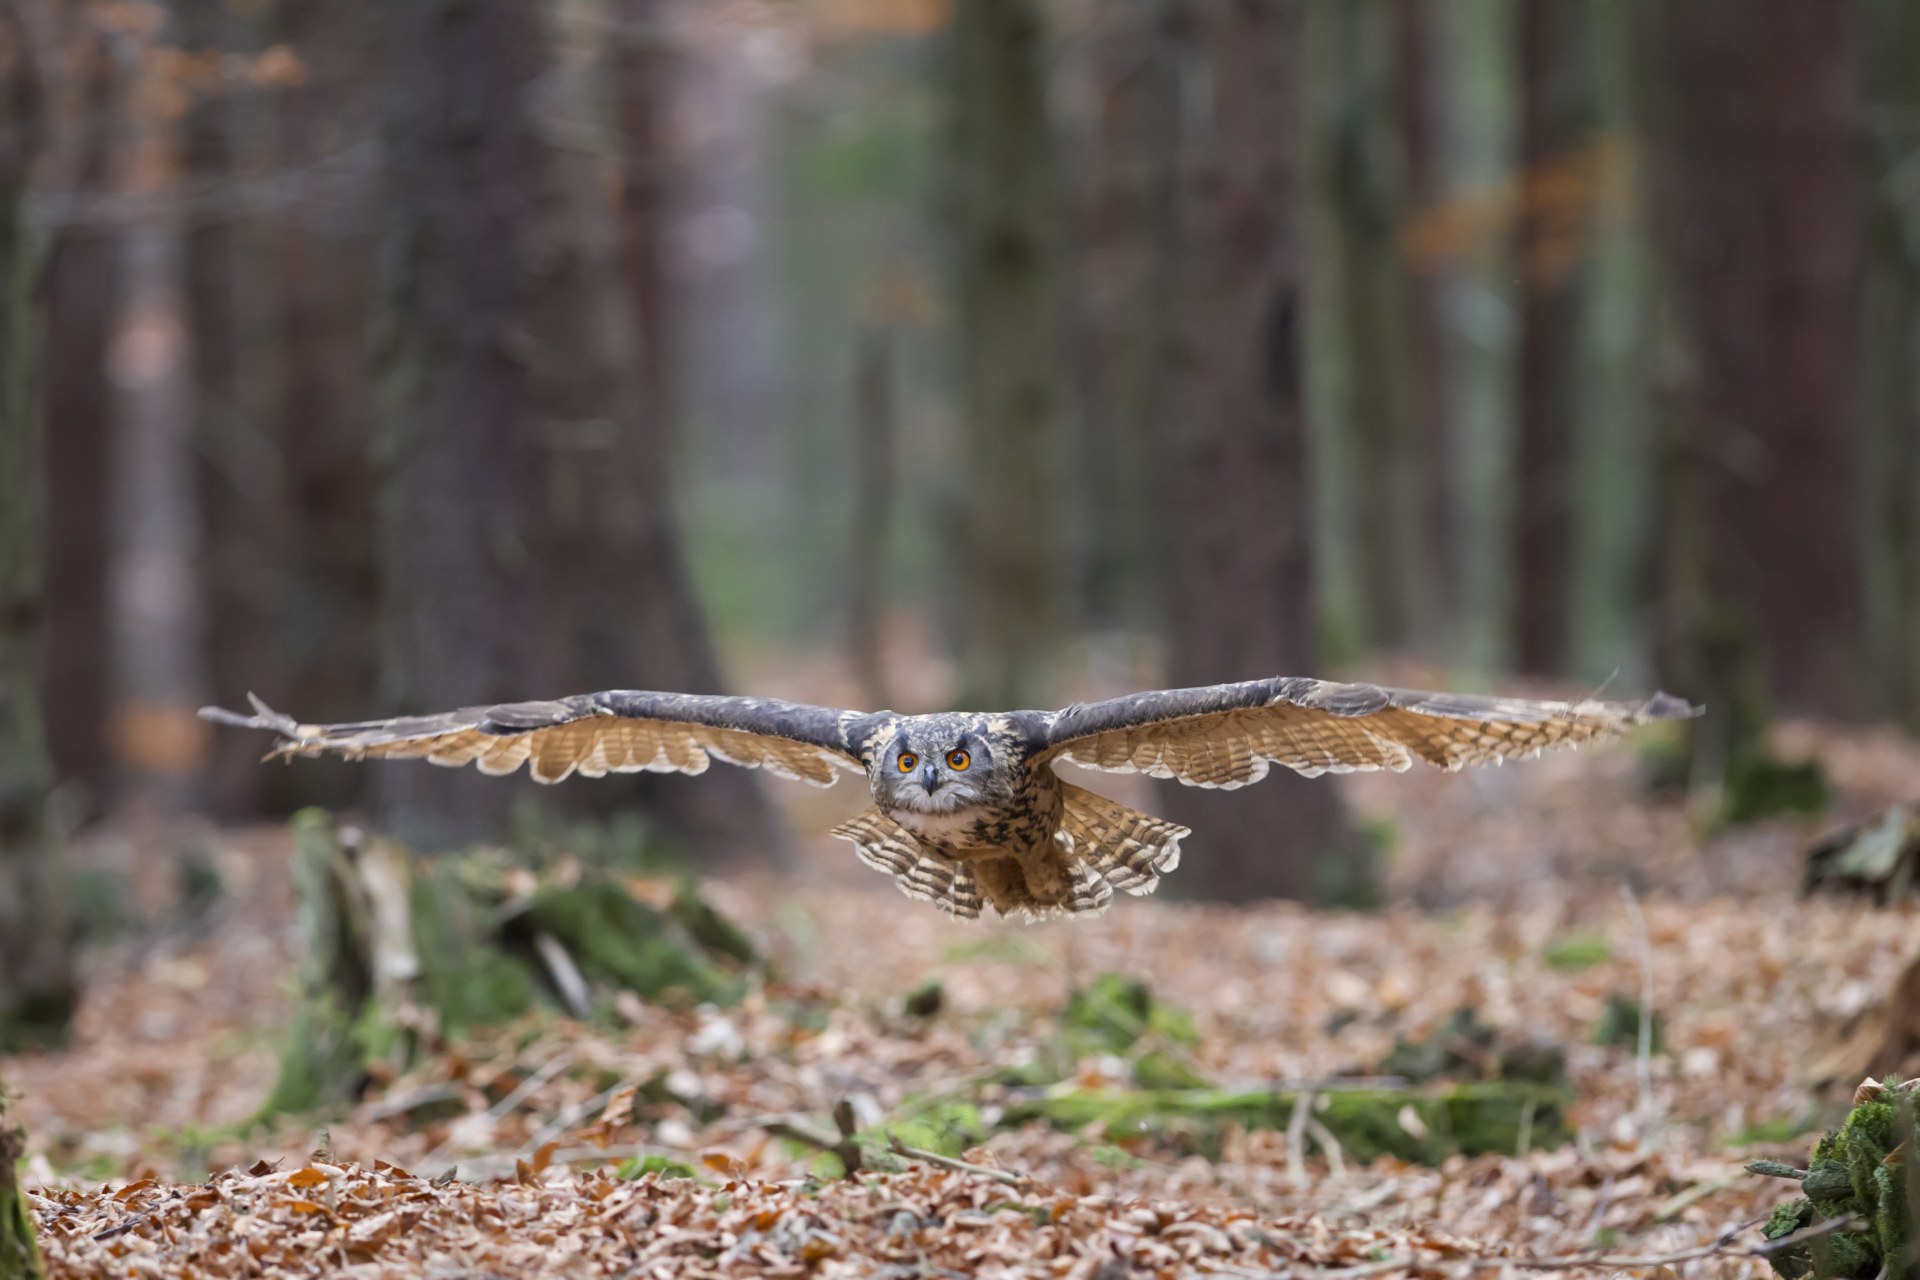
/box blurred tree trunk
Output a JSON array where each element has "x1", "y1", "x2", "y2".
[
  {"x1": 178, "y1": 0, "x2": 282, "y2": 817},
  {"x1": 109, "y1": 47, "x2": 207, "y2": 812},
  {"x1": 0, "y1": 17, "x2": 76, "y2": 1046},
  {"x1": 250, "y1": 0, "x2": 384, "y2": 816},
  {"x1": 1157, "y1": 0, "x2": 1367, "y2": 907},
  {"x1": 1510, "y1": 0, "x2": 1591, "y2": 676},
  {"x1": 1861, "y1": 0, "x2": 1920, "y2": 732},
  {"x1": 381, "y1": 0, "x2": 777, "y2": 861},
  {"x1": 948, "y1": 0, "x2": 1067, "y2": 709},
  {"x1": 1644, "y1": 1, "x2": 1866, "y2": 764},
  {"x1": 1067, "y1": 10, "x2": 1177, "y2": 647},
  {"x1": 1390, "y1": 0, "x2": 1455, "y2": 647},
  {"x1": 377, "y1": 0, "x2": 559, "y2": 848},
  {"x1": 0, "y1": 1079, "x2": 44, "y2": 1279},
  {"x1": 40, "y1": 29, "x2": 121, "y2": 817},
  {"x1": 1316, "y1": 0, "x2": 1427, "y2": 658},
  {"x1": 587, "y1": 0, "x2": 783, "y2": 864},
  {"x1": 846, "y1": 325, "x2": 896, "y2": 711}
]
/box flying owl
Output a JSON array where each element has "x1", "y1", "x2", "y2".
[{"x1": 201, "y1": 678, "x2": 1697, "y2": 920}]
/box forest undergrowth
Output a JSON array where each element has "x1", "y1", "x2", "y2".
[{"x1": 7, "y1": 724, "x2": 1920, "y2": 1278}]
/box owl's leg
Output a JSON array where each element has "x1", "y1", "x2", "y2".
[
  {"x1": 1012, "y1": 845, "x2": 1072, "y2": 908},
  {"x1": 972, "y1": 856, "x2": 1039, "y2": 917}
]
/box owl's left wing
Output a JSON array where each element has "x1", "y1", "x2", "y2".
[
  {"x1": 200, "y1": 690, "x2": 872, "y2": 786},
  {"x1": 1038, "y1": 676, "x2": 1698, "y2": 788}
]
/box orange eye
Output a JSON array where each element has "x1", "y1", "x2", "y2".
[
  {"x1": 947, "y1": 749, "x2": 971, "y2": 771},
  {"x1": 897, "y1": 752, "x2": 918, "y2": 773}
]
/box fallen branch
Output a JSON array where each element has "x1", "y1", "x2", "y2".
[
  {"x1": 764, "y1": 1100, "x2": 866, "y2": 1178},
  {"x1": 884, "y1": 1135, "x2": 1030, "y2": 1188}
]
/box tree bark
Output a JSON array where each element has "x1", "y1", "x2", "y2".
[
  {"x1": 381, "y1": 0, "x2": 776, "y2": 861},
  {"x1": 846, "y1": 325, "x2": 896, "y2": 711},
  {"x1": 1157, "y1": 0, "x2": 1366, "y2": 906},
  {"x1": 1307, "y1": 0, "x2": 1431, "y2": 660},
  {"x1": 1510, "y1": 0, "x2": 1591, "y2": 676},
  {"x1": 1860, "y1": 0, "x2": 1920, "y2": 732},
  {"x1": 0, "y1": 1078, "x2": 44, "y2": 1280},
  {"x1": 0, "y1": 11, "x2": 75, "y2": 1047},
  {"x1": 108, "y1": 44, "x2": 207, "y2": 813},
  {"x1": 1645, "y1": 0, "x2": 1866, "y2": 725},
  {"x1": 948, "y1": 0, "x2": 1068, "y2": 710},
  {"x1": 1390, "y1": 0, "x2": 1454, "y2": 646},
  {"x1": 39, "y1": 28, "x2": 120, "y2": 816},
  {"x1": 236, "y1": 0, "x2": 383, "y2": 817},
  {"x1": 591, "y1": 0, "x2": 783, "y2": 865},
  {"x1": 376, "y1": 0, "x2": 558, "y2": 848},
  {"x1": 1067, "y1": 9, "x2": 1178, "y2": 643}
]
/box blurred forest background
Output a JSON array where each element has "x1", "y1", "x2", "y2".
[{"x1": 3, "y1": 0, "x2": 1918, "y2": 1034}]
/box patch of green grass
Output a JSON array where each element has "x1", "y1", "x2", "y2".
[
  {"x1": 618, "y1": 1154, "x2": 696, "y2": 1180},
  {"x1": 1543, "y1": 932, "x2": 1612, "y2": 971}
]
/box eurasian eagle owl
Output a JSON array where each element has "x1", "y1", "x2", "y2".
[{"x1": 204, "y1": 677, "x2": 1697, "y2": 920}]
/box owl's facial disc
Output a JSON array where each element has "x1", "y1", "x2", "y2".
[{"x1": 881, "y1": 725, "x2": 984, "y2": 815}]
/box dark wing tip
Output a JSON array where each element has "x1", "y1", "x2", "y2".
[{"x1": 1639, "y1": 691, "x2": 1704, "y2": 721}]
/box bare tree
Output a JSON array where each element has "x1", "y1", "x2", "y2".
[
  {"x1": 1390, "y1": 0, "x2": 1454, "y2": 645},
  {"x1": 947, "y1": 0, "x2": 1068, "y2": 710},
  {"x1": 1645, "y1": 0, "x2": 1866, "y2": 757},
  {"x1": 0, "y1": 12, "x2": 75, "y2": 1045},
  {"x1": 1510, "y1": 0, "x2": 1591, "y2": 675},
  {"x1": 380, "y1": 0, "x2": 779, "y2": 860},
  {"x1": 1157, "y1": 0, "x2": 1367, "y2": 906},
  {"x1": 1860, "y1": 0, "x2": 1920, "y2": 732},
  {"x1": 40, "y1": 26, "x2": 122, "y2": 816},
  {"x1": 377, "y1": 0, "x2": 572, "y2": 847}
]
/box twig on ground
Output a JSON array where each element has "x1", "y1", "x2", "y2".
[
  {"x1": 419, "y1": 1048, "x2": 577, "y2": 1178},
  {"x1": 89, "y1": 1213, "x2": 151, "y2": 1242},
  {"x1": 765, "y1": 1099, "x2": 866, "y2": 1178},
  {"x1": 1285, "y1": 1088, "x2": 1314, "y2": 1189},
  {"x1": 1619, "y1": 884, "x2": 1656, "y2": 1135},
  {"x1": 1305, "y1": 1117, "x2": 1347, "y2": 1180},
  {"x1": 884, "y1": 1135, "x2": 1030, "y2": 1187}
]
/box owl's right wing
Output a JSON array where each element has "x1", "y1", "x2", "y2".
[
  {"x1": 199, "y1": 690, "x2": 874, "y2": 787},
  {"x1": 1038, "y1": 676, "x2": 1698, "y2": 788}
]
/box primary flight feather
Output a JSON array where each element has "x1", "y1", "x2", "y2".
[{"x1": 202, "y1": 678, "x2": 1699, "y2": 920}]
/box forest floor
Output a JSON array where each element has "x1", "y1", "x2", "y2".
[{"x1": 8, "y1": 715, "x2": 1920, "y2": 1278}]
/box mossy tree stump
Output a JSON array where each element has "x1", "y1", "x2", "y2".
[
  {"x1": 1756, "y1": 1077, "x2": 1919, "y2": 1279},
  {"x1": 266, "y1": 809, "x2": 762, "y2": 1117},
  {"x1": 0, "y1": 1087, "x2": 43, "y2": 1280}
]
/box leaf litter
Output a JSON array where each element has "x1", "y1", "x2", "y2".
[{"x1": 8, "y1": 721, "x2": 1920, "y2": 1277}]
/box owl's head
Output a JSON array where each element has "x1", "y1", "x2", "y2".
[{"x1": 869, "y1": 714, "x2": 1003, "y2": 815}]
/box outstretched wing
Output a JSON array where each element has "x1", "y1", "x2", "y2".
[
  {"x1": 199, "y1": 690, "x2": 871, "y2": 787},
  {"x1": 1040, "y1": 677, "x2": 1698, "y2": 788}
]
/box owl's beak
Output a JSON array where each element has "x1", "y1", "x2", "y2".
[{"x1": 921, "y1": 762, "x2": 941, "y2": 792}]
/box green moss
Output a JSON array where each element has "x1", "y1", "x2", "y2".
[
  {"x1": 881, "y1": 1099, "x2": 987, "y2": 1158},
  {"x1": 902, "y1": 980, "x2": 944, "y2": 1019},
  {"x1": 527, "y1": 884, "x2": 740, "y2": 1008},
  {"x1": 1001, "y1": 1081, "x2": 1568, "y2": 1165},
  {"x1": 264, "y1": 811, "x2": 761, "y2": 1121},
  {"x1": 1062, "y1": 973, "x2": 1208, "y2": 1089},
  {"x1": 1591, "y1": 993, "x2": 1665, "y2": 1053},
  {"x1": 1760, "y1": 1078, "x2": 1918, "y2": 1280},
  {"x1": 0, "y1": 1094, "x2": 43, "y2": 1280},
  {"x1": 1724, "y1": 757, "x2": 1830, "y2": 826},
  {"x1": 618, "y1": 1155, "x2": 696, "y2": 1180},
  {"x1": 1543, "y1": 932, "x2": 1611, "y2": 971},
  {"x1": 1379, "y1": 1007, "x2": 1568, "y2": 1087}
]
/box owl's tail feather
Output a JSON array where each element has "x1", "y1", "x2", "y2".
[
  {"x1": 1058, "y1": 784, "x2": 1188, "y2": 896},
  {"x1": 830, "y1": 808, "x2": 983, "y2": 920}
]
